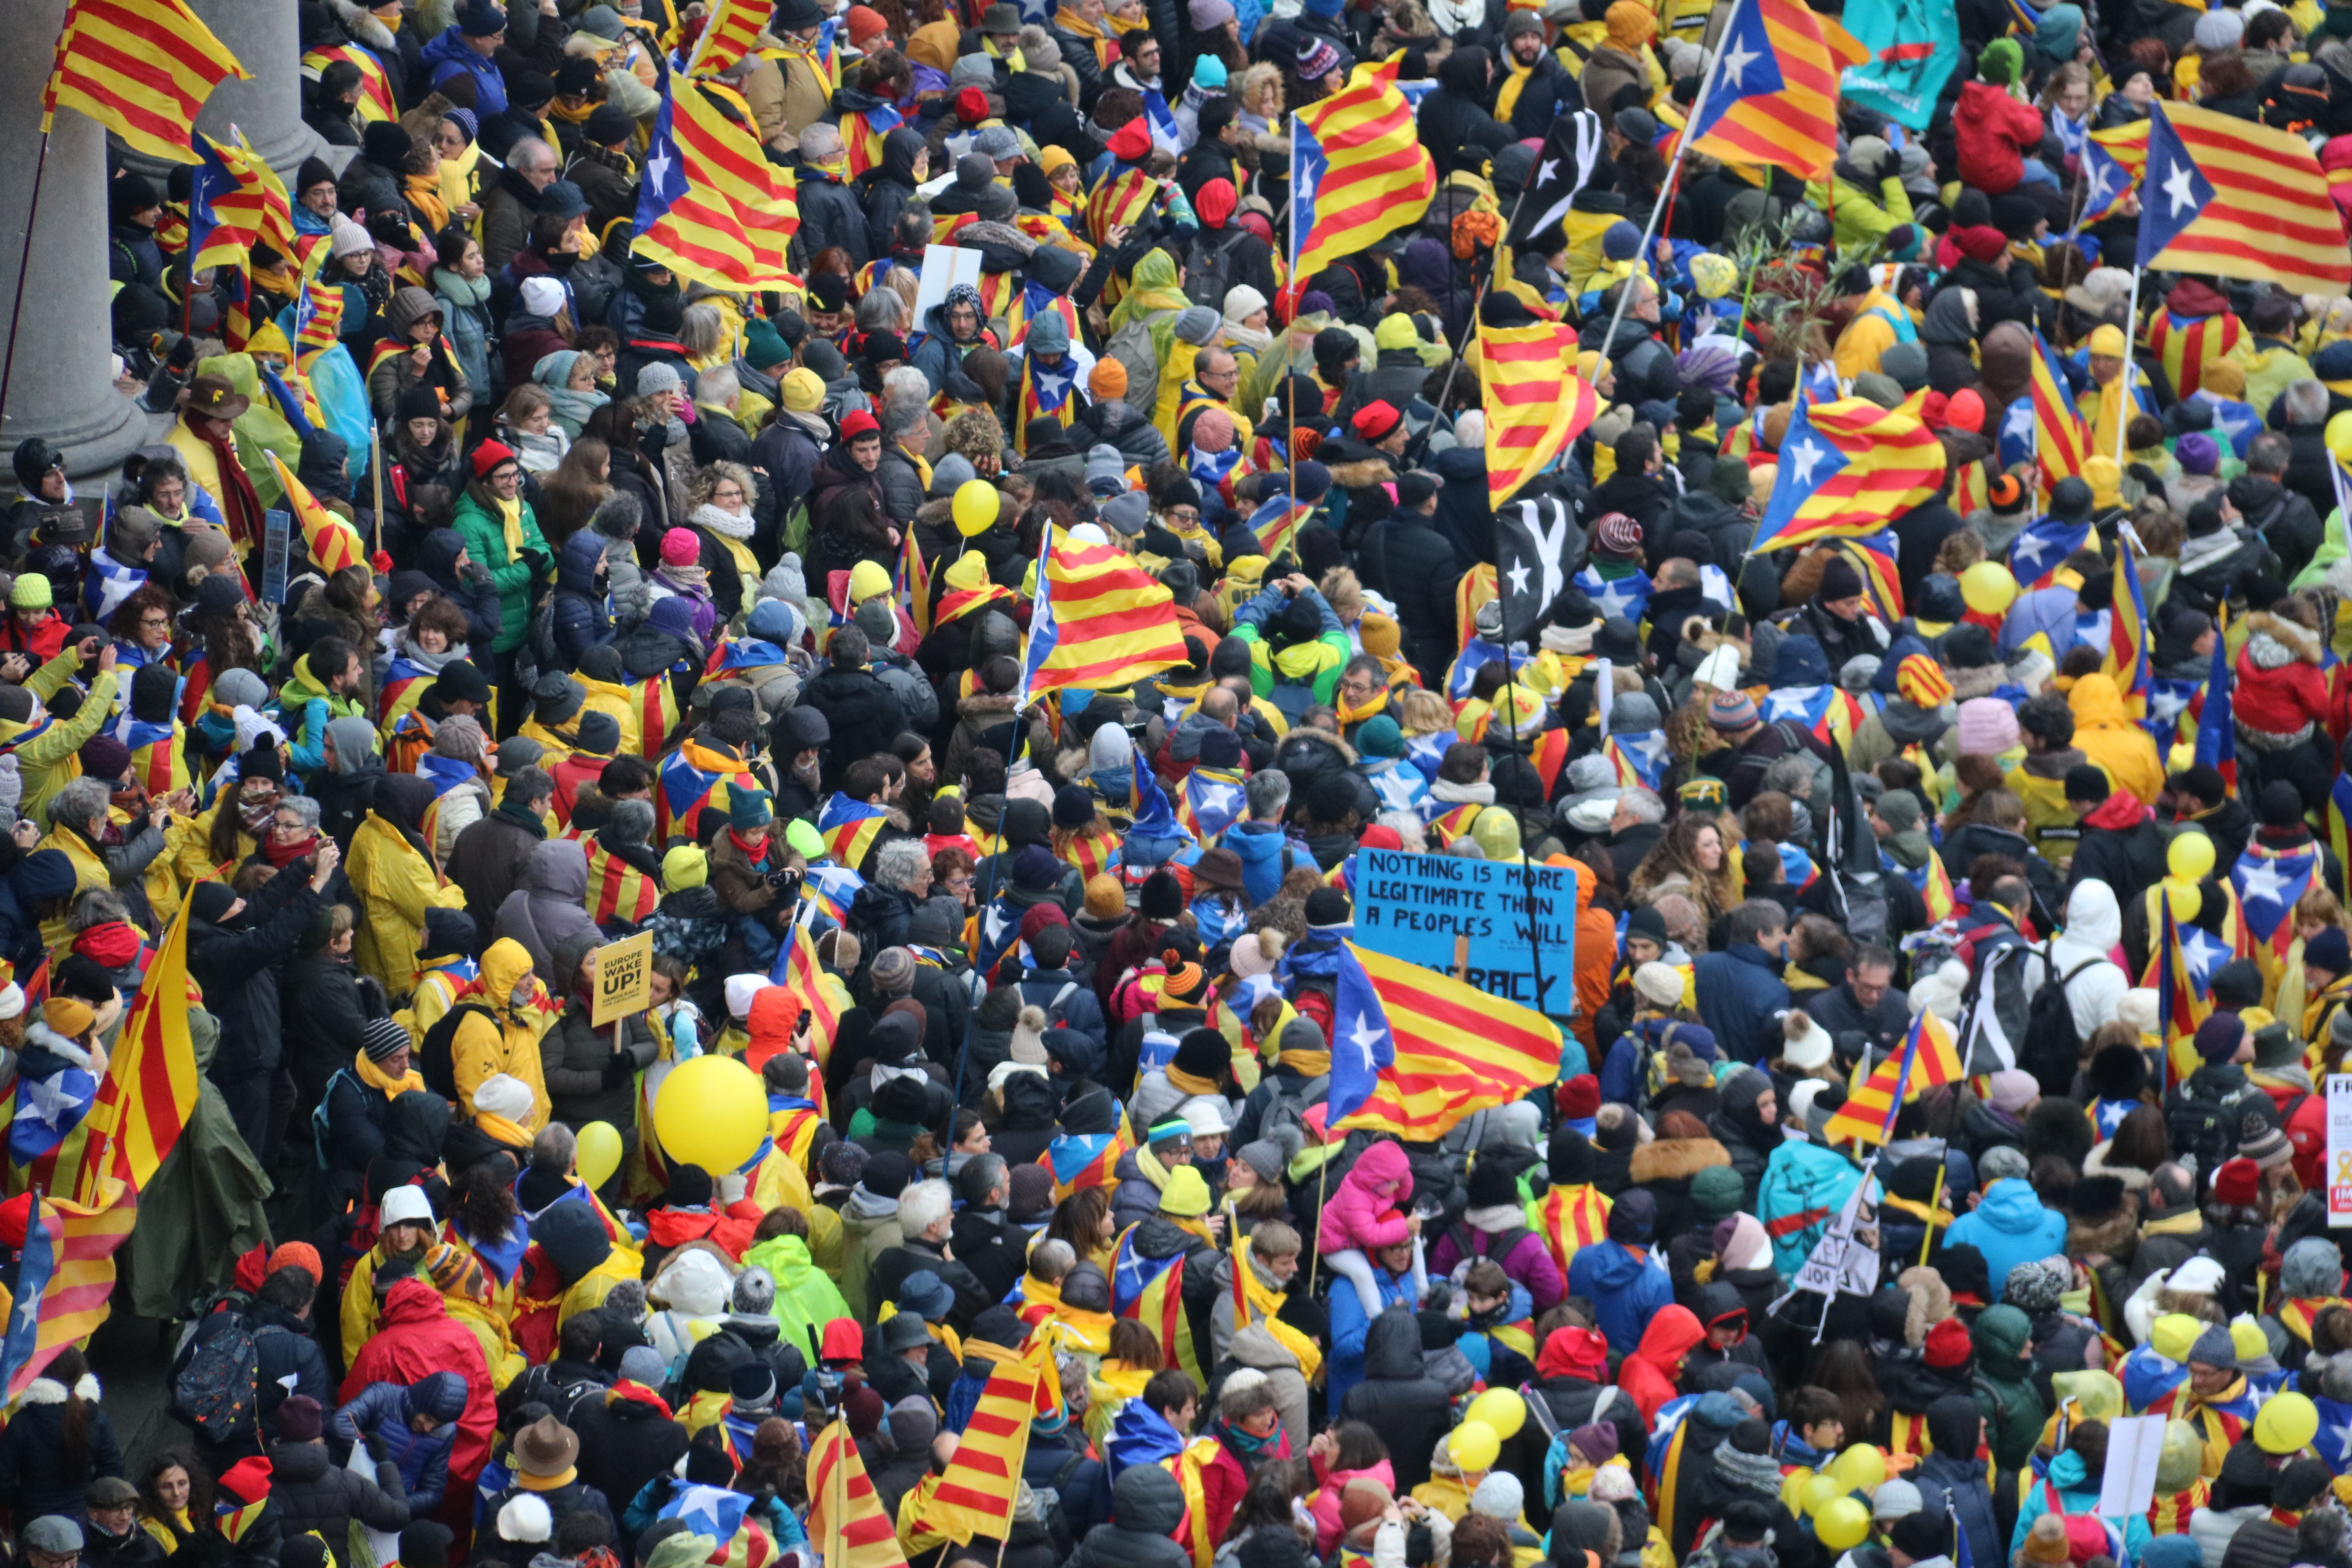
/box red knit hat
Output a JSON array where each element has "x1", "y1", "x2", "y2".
[
  {"x1": 839, "y1": 409, "x2": 880, "y2": 441},
  {"x1": 955, "y1": 86, "x2": 989, "y2": 123},
  {"x1": 1559, "y1": 1074, "x2": 1601, "y2": 1121},
  {"x1": 215, "y1": 1457, "x2": 274, "y2": 1506},
  {"x1": 1923, "y1": 1315, "x2": 1972, "y2": 1369},
  {"x1": 821, "y1": 1317, "x2": 865, "y2": 1360},
  {"x1": 2213, "y1": 1155, "x2": 2259, "y2": 1207},
  {"x1": 470, "y1": 439, "x2": 518, "y2": 479},
  {"x1": 844, "y1": 4, "x2": 888, "y2": 42},
  {"x1": 1107, "y1": 119, "x2": 1153, "y2": 161},
  {"x1": 1196, "y1": 177, "x2": 1237, "y2": 227}
]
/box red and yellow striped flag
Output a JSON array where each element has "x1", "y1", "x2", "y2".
[
  {"x1": 302, "y1": 44, "x2": 394, "y2": 123},
  {"x1": 2138, "y1": 100, "x2": 2350, "y2": 296},
  {"x1": 584, "y1": 840, "x2": 659, "y2": 925},
  {"x1": 2156, "y1": 894, "x2": 2208, "y2": 1088},
  {"x1": 1291, "y1": 55, "x2": 1438, "y2": 279},
  {"x1": 1683, "y1": 0, "x2": 1866, "y2": 179},
  {"x1": 1478, "y1": 323, "x2": 1601, "y2": 509},
  {"x1": 780, "y1": 918, "x2": 852, "y2": 1069},
  {"x1": 263, "y1": 452, "x2": 366, "y2": 577},
  {"x1": 2028, "y1": 330, "x2": 2088, "y2": 494},
  {"x1": 911, "y1": 1348, "x2": 1043, "y2": 1544},
  {"x1": 897, "y1": 525, "x2": 933, "y2": 637},
  {"x1": 294, "y1": 276, "x2": 344, "y2": 368},
  {"x1": 43, "y1": 0, "x2": 250, "y2": 165},
  {"x1": 686, "y1": 0, "x2": 769, "y2": 75},
  {"x1": 71, "y1": 904, "x2": 197, "y2": 1203},
  {"x1": 1017, "y1": 532, "x2": 1189, "y2": 701},
  {"x1": 1327, "y1": 941, "x2": 1563, "y2": 1138},
  {"x1": 6, "y1": 1178, "x2": 136, "y2": 1399},
  {"x1": 634, "y1": 76, "x2": 800, "y2": 291},
  {"x1": 1820, "y1": 1007, "x2": 1963, "y2": 1145},
  {"x1": 190, "y1": 129, "x2": 297, "y2": 276},
  {"x1": 806, "y1": 1420, "x2": 911, "y2": 1568}
]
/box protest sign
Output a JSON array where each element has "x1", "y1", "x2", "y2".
[{"x1": 1349, "y1": 847, "x2": 1576, "y2": 1015}]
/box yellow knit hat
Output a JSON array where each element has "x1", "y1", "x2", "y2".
[
  {"x1": 662, "y1": 845, "x2": 708, "y2": 890},
  {"x1": 781, "y1": 367, "x2": 826, "y2": 413},
  {"x1": 849, "y1": 559, "x2": 893, "y2": 603},
  {"x1": 1160, "y1": 1166, "x2": 1212, "y2": 1217}
]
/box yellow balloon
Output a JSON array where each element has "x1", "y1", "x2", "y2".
[
  {"x1": 1780, "y1": 1467, "x2": 1815, "y2": 1515},
  {"x1": 2168, "y1": 829, "x2": 2216, "y2": 883},
  {"x1": 652, "y1": 1056, "x2": 768, "y2": 1175},
  {"x1": 1800, "y1": 1475, "x2": 1847, "y2": 1519},
  {"x1": 954, "y1": 479, "x2": 1000, "y2": 536},
  {"x1": 1466, "y1": 1388, "x2": 1527, "y2": 1439},
  {"x1": 1472, "y1": 807, "x2": 1522, "y2": 862},
  {"x1": 1831, "y1": 1445, "x2": 1886, "y2": 1493},
  {"x1": 1448, "y1": 1421, "x2": 1500, "y2": 1473},
  {"x1": 1960, "y1": 560, "x2": 2018, "y2": 615},
  {"x1": 575, "y1": 1121, "x2": 625, "y2": 1192},
  {"x1": 2329, "y1": 409, "x2": 2352, "y2": 463},
  {"x1": 2256, "y1": 1390, "x2": 2321, "y2": 1454},
  {"x1": 1815, "y1": 1498, "x2": 1872, "y2": 1552},
  {"x1": 2162, "y1": 877, "x2": 2203, "y2": 926}
]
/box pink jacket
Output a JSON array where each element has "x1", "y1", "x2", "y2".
[
  {"x1": 1310, "y1": 1459, "x2": 1396, "y2": 1556},
  {"x1": 1317, "y1": 1140, "x2": 1415, "y2": 1255}
]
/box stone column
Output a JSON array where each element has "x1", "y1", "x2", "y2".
[{"x1": 0, "y1": 0, "x2": 155, "y2": 479}]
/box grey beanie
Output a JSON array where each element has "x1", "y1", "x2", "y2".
[
  {"x1": 1610, "y1": 692, "x2": 1661, "y2": 731},
  {"x1": 212, "y1": 668, "x2": 269, "y2": 710},
  {"x1": 2285, "y1": 1238, "x2": 2344, "y2": 1301},
  {"x1": 930, "y1": 453, "x2": 978, "y2": 497},
  {"x1": 1236, "y1": 1139, "x2": 1285, "y2": 1185},
  {"x1": 2188, "y1": 1323, "x2": 2238, "y2": 1369},
  {"x1": 1100, "y1": 491, "x2": 1150, "y2": 536},
  {"x1": 1172, "y1": 306, "x2": 1221, "y2": 346},
  {"x1": 637, "y1": 362, "x2": 684, "y2": 397}
]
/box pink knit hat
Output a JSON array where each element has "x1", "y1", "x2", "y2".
[
  {"x1": 1191, "y1": 407, "x2": 1236, "y2": 454},
  {"x1": 661, "y1": 528, "x2": 700, "y2": 566},
  {"x1": 1955, "y1": 696, "x2": 2019, "y2": 756}
]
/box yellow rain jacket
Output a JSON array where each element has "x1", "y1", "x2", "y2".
[
  {"x1": 6, "y1": 645, "x2": 118, "y2": 827},
  {"x1": 347, "y1": 808, "x2": 466, "y2": 996},
  {"x1": 449, "y1": 938, "x2": 555, "y2": 1128}
]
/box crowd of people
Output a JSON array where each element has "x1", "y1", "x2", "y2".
[{"x1": 37, "y1": 0, "x2": 2352, "y2": 1566}]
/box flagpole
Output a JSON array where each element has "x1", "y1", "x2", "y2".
[
  {"x1": 2115, "y1": 265, "x2": 2142, "y2": 465},
  {"x1": 1408, "y1": 171, "x2": 1539, "y2": 467},
  {"x1": 0, "y1": 130, "x2": 56, "y2": 438},
  {"x1": 1595, "y1": 11, "x2": 1735, "y2": 367}
]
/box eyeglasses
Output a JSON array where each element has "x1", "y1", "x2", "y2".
[
  {"x1": 1165, "y1": 508, "x2": 1200, "y2": 524},
  {"x1": 712, "y1": 486, "x2": 744, "y2": 503},
  {"x1": 140, "y1": 615, "x2": 169, "y2": 629}
]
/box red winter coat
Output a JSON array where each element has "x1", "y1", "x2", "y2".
[
  {"x1": 341, "y1": 1278, "x2": 497, "y2": 1508},
  {"x1": 1955, "y1": 81, "x2": 2045, "y2": 196},
  {"x1": 2232, "y1": 612, "x2": 2334, "y2": 738}
]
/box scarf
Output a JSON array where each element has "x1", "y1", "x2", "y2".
[
  {"x1": 1134, "y1": 1142, "x2": 1176, "y2": 1192},
  {"x1": 1239, "y1": 1254, "x2": 1323, "y2": 1379},
  {"x1": 355, "y1": 1050, "x2": 425, "y2": 1098},
  {"x1": 1213, "y1": 1417, "x2": 1280, "y2": 1458},
  {"x1": 1166, "y1": 1063, "x2": 1219, "y2": 1096},
  {"x1": 514, "y1": 1465, "x2": 579, "y2": 1492},
  {"x1": 1336, "y1": 685, "x2": 1389, "y2": 730},
  {"x1": 490, "y1": 491, "x2": 525, "y2": 556},
  {"x1": 657, "y1": 560, "x2": 711, "y2": 597},
  {"x1": 1279, "y1": 1043, "x2": 1332, "y2": 1075},
  {"x1": 729, "y1": 828, "x2": 773, "y2": 869},
  {"x1": 240, "y1": 798, "x2": 279, "y2": 838},
  {"x1": 1053, "y1": 6, "x2": 1111, "y2": 67},
  {"x1": 1108, "y1": 250, "x2": 1191, "y2": 363},
  {"x1": 193, "y1": 419, "x2": 266, "y2": 548},
  {"x1": 1495, "y1": 53, "x2": 1539, "y2": 121},
  {"x1": 1222, "y1": 317, "x2": 1273, "y2": 356},
  {"x1": 264, "y1": 831, "x2": 319, "y2": 867},
  {"x1": 476, "y1": 1109, "x2": 533, "y2": 1147},
  {"x1": 405, "y1": 174, "x2": 449, "y2": 232}
]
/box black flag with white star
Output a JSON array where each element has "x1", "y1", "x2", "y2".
[
  {"x1": 1510, "y1": 110, "x2": 1605, "y2": 248},
  {"x1": 1495, "y1": 494, "x2": 1577, "y2": 645}
]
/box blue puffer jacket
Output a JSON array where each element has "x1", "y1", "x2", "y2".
[
  {"x1": 328, "y1": 1372, "x2": 466, "y2": 1512},
  {"x1": 1226, "y1": 818, "x2": 1292, "y2": 907},
  {"x1": 550, "y1": 530, "x2": 615, "y2": 669},
  {"x1": 419, "y1": 27, "x2": 508, "y2": 117},
  {"x1": 1944, "y1": 1177, "x2": 2070, "y2": 1301}
]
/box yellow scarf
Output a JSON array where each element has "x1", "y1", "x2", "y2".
[
  {"x1": 1278, "y1": 1045, "x2": 1333, "y2": 1075},
  {"x1": 475, "y1": 1110, "x2": 532, "y2": 1146},
  {"x1": 898, "y1": 441, "x2": 933, "y2": 492},
  {"x1": 1053, "y1": 7, "x2": 1111, "y2": 67},
  {"x1": 355, "y1": 1051, "x2": 425, "y2": 1098},
  {"x1": 1336, "y1": 685, "x2": 1389, "y2": 730},
  {"x1": 1166, "y1": 1064, "x2": 1219, "y2": 1096},
  {"x1": 492, "y1": 492, "x2": 525, "y2": 557},
  {"x1": 515, "y1": 1465, "x2": 579, "y2": 1492},
  {"x1": 1136, "y1": 1142, "x2": 1176, "y2": 1191},
  {"x1": 1240, "y1": 1255, "x2": 1324, "y2": 1383},
  {"x1": 1495, "y1": 56, "x2": 1537, "y2": 122}
]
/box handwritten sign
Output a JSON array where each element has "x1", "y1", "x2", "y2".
[
  {"x1": 593, "y1": 930, "x2": 654, "y2": 1027},
  {"x1": 1349, "y1": 847, "x2": 1577, "y2": 1015},
  {"x1": 2328, "y1": 1076, "x2": 2352, "y2": 1227}
]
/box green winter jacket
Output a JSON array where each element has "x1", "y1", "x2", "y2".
[
  {"x1": 450, "y1": 483, "x2": 550, "y2": 655},
  {"x1": 1971, "y1": 1303, "x2": 2049, "y2": 1471}
]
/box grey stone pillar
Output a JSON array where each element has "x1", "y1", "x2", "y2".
[
  {"x1": 117, "y1": 0, "x2": 336, "y2": 185},
  {"x1": 0, "y1": 0, "x2": 155, "y2": 479}
]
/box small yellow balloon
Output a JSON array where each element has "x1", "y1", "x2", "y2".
[
  {"x1": 1780, "y1": 1466, "x2": 1815, "y2": 1515},
  {"x1": 1831, "y1": 1445, "x2": 1886, "y2": 1494},
  {"x1": 2256, "y1": 1390, "x2": 2320, "y2": 1454},
  {"x1": 1815, "y1": 1497, "x2": 1873, "y2": 1552},
  {"x1": 1800, "y1": 1475, "x2": 1847, "y2": 1519},
  {"x1": 575, "y1": 1121, "x2": 624, "y2": 1192},
  {"x1": 1472, "y1": 807, "x2": 1522, "y2": 862},
  {"x1": 2329, "y1": 409, "x2": 2352, "y2": 463},
  {"x1": 652, "y1": 1055, "x2": 769, "y2": 1175},
  {"x1": 1448, "y1": 1421, "x2": 1501, "y2": 1473},
  {"x1": 1960, "y1": 560, "x2": 2018, "y2": 615},
  {"x1": 1466, "y1": 1388, "x2": 1527, "y2": 1439},
  {"x1": 954, "y1": 479, "x2": 1000, "y2": 536},
  {"x1": 2162, "y1": 877, "x2": 2203, "y2": 926},
  {"x1": 2167, "y1": 829, "x2": 2216, "y2": 883}
]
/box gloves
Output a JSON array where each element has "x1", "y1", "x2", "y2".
[
  {"x1": 764, "y1": 866, "x2": 800, "y2": 891},
  {"x1": 167, "y1": 332, "x2": 198, "y2": 372},
  {"x1": 461, "y1": 560, "x2": 493, "y2": 586},
  {"x1": 603, "y1": 1052, "x2": 636, "y2": 1089},
  {"x1": 1878, "y1": 149, "x2": 1904, "y2": 182},
  {"x1": 365, "y1": 1432, "x2": 389, "y2": 1463}
]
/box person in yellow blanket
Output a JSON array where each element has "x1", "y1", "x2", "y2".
[
  {"x1": 1832, "y1": 265, "x2": 1919, "y2": 382},
  {"x1": 5, "y1": 637, "x2": 121, "y2": 829},
  {"x1": 400, "y1": 908, "x2": 482, "y2": 1048},
  {"x1": 341, "y1": 1182, "x2": 503, "y2": 1367},
  {"x1": 450, "y1": 937, "x2": 555, "y2": 1130},
  {"x1": 348, "y1": 773, "x2": 469, "y2": 996}
]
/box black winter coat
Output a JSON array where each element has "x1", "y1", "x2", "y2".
[
  {"x1": 190, "y1": 872, "x2": 325, "y2": 1081},
  {"x1": 795, "y1": 170, "x2": 873, "y2": 269},
  {"x1": 0, "y1": 1376, "x2": 124, "y2": 1524},
  {"x1": 1356, "y1": 508, "x2": 1463, "y2": 684},
  {"x1": 568, "y1": 1388, "x2": 688, "y2": 1552},
  {"x1": 798, "y1": 664, "x2": 907, "y2": 793},
  {"x1": 1337, "y1": 1309, "x2": 1454, "y2": 1491},
  {"x1": 264, "y1": 1441, "x2": 411, "y2": 1548},
  {"x1": 1417, "y1": 50, "x2": 1517, "y2": 176}
]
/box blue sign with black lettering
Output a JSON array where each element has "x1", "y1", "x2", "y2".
[{"x1": 1350, "y1": 847, "x2": 1578, "y2": 1017}]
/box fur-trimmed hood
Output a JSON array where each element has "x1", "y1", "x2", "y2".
[
  {"x1": 327, "y1": 0, "x2": 398, "y2": 49},
  {"x1": 2081, "y1": 1141, "x2": 2153, "y2": 1192},
  {"x1": 2065, "y1": 1206, "x2": 2140, "y2": 1264},
  {"x1": 1947, "y1": 663, "x2": 2006, "y2": 702},
  {"x1": 958, "y1": 220, "x2": 1038, "y2": 261},
  {"x1": 20, "y1": 1020, "x2": 93, "y2": 1071},
  {"x1": 21, "y1": 1374, "x2": 100, "y2": 1405},
  {"x1": 1324, "y1": 457, "x2": 1396, "y2": 490},
  {"x1": 1628, "y1": 1136, "x2": 1731, "y2": 1183},
  {"x1": 2245, "y1": 608, "x2": 2325, "y2": 667},
  {"x1": 960, "y1": 691, "x2": 1018, "y2": 719}
]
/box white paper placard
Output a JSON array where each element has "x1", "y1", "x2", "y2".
[
  {"x1": 912, "y1": 244, "x2": 984, "y2": 325},
  {"x1": 2328, "y1": 1075, "x2": 2352, "y2": 1226},
  {"x1": 2097, "y1": 1415, "x2": 2167, "y2": 1519}
]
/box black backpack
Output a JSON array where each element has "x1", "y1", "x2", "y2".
[
  {"x1": 2168, "y1": 1078, "x2": 2248, "y2": 1177},
  {"x1": 1182, "y1": 229, "x2": 1249, "y2": 310},
  {"x1": 2020, "y1": 952, "x2": 2105, "y2": 1096},
  {"x1": 418, "y1": 1001, "x2": 494, "y2": 1103},
  {"x1": 168, "y1": 1310, "x2": 261, "y2": 1443}
]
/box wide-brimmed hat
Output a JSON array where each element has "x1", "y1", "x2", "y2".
[
  {"x1": 512, "y1": 1415, "x2": 579, "y2": 1477},
  {"x1": 176, "y1": 375, "x2": 250, "y2": 422}
]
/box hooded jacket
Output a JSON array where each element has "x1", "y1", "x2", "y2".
[
  {"x1": 493, "y1": 839, "x2": 600, "y2": 985},
  {"x1": 2047, "y1": 879, "x2": 2131, "y2": 1047},
  {"x1": 1074, "y1": 1465, "x2": 1191, "y2": 1568},
  {"x1": 1336, "y1": 1309, "x2": 1455, "y2": 1492},
  {"x1": 1970, "y1": 1303, "x2": 2046, "y2": 1469},
  {"x1": 1914, "y1": 1395, "x2": 2005, "y2": 1568},
  {"x1": 1943, "y1": 1179, "x2": 2069, "y2": 1303},
  {"x1": 340, "y1": 1278, "x2": 497, "y2": 1499},
  {"x1": 2067, "y1": 673, "x2": 2165, "y2": 809},
  {"x1": 447, "y1": 937, "x2": 554, "y2": 1127},
  {"x1": 265, "y1": 1438, "x2": 412, "y2": 1548},
  {"x1": 1564, "y1": 1233, "x2": 1673, "y2": 1357}
]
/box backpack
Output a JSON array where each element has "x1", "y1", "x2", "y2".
[
  {"x1": 1726, "y1": 722, "x2": 1810, "y2": 790},
  {"x1": 2168, "y1": 1074, "x2": 2248, "y2": 1177},
  {"x1": 312, "y1": 1067, "x2": 361, "y2": 1169},
  {"x1": 168, "y1": 1310, "x2": 261, "y2": 1442},
  {"x1": 503, "y1": 1361, "x2": 606, "y2": 1426},
  {"x1": 2021, "y1": 952, "x2": 2105, "y2": 1097},
  {"x1": 1103, "y1": 316, "x2": 1162, "y2": 418},
  {"x1": 419, "y1": 1001, "x2": 494, "y2": 1103},
  {"x1": 1183, "y1": 230, "x2": 1249, "y2": 310}
]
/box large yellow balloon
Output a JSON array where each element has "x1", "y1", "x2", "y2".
[
  {"x1": 1800, "y1": 1475, "x2": 1846, "y2": 1519},
  {"x1": 1466, "y1": 1388, "x2": 1526, "y2": 1439},
  {"x1": 575, "y1": 1121, "x2": 625, "y2": 1192},
  {"x1": 1815, "y1": 1498, "x2": 1872, "y2": 1552},
  {"x1": 954, "y1": 479, "x2": 1000, "y2": 536},
  {"x1": 1449, "y1": 1421, "x2": 1501, "y2": 1472},
  {"x1": 1960, "y1": 560, "x2": 2018, "y2": 615},
  {"x1": 2329, "y1": 409, "x2": 2352, "y2": 463},
  {"x1": 1831, "y1": 1445, "x2": 1886, "y2": 1493},
  {"x1": 2168, "y1": 830, "x2": 2216, "y2": 883},
  {"x1": 652, "y1": 1056, "x2": 768, "y2": 1174},
  {"x1": 1780, "y1": 1467, "x2": 1815, "y2": 1515},
  {"x1": 2256, "y1": 1391, "x2": 2320, "y2": 1454}
]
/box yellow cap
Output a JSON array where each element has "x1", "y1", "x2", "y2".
[
  {"x1": 781, "y1": 367, "x2": 826, "y2": 413},
  {"x1": 2151, "y1": 1313, "x2": 2202, "y2": 1362},
  {"x1": 943, "y1": 550, "x2": 990, "y2": 592},
  {"x1": 2087, "y1": 324, "x2": 2128, "y2": 358},
  {"x1": 849, "y1": 559, "x2": 893, "y2": 603},
  {"x1": 2084, "y1": 454, "x2": 2122, "y2": 508},
  {"x1": 662, "y1": 845, "x2": 708, "y2": 890},
  {"x1": 2232, "y1": 1318, "x2": 2270, "y2": 1363},
  {"x1": 1160, "y1": 1165, "x2": 1212, "y2": 1217}
]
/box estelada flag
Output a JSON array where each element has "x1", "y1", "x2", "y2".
[
  {"x1": 2137, "y1": 99, "x2": 2351, "y2": 296},
  {"x1": 633, "y1": 75, "x2": 799, "y2": 290},
  {"x1": 771, "y1": 917, "x2": 851, "y2": 1071},
  {"x1": 263, "y1": 451, "x2": 365, "y2": 577},
  {"x1": 1017, "y1": 531, "x2": 1188, "y2": 702},
  {"x1": 1747, "y1": 397, "x2": 1946, "y2": 555},
  {"x1": 1820, "y1": 1007, "x2": 1963, "y2": 1145},
  {"x1": 1478, "y1": 322, "x2": 1601, "y2": 510},
  {"x1": 1684, "y1": 0, "x2": 1867, "y2": 179},
  {"x1": 2028, "y1": 330, "x2": 2089, "y2": 494},
  {"x1": 189, "y1": 128, "x2": 296, "y2": 276},
  {"x1": 1290, "y1": 54, "x2": 1438, "y2": 279},
  {"x1": 817, "y1": 792, "x2": 889, "y2": 871},
  {"x1": 71, "y1": 901, "x2": 198, "y2": 1203},
  {"x1": 1325, "y1": 940, "x2": 1562, "y2": 1139},
  {"x1": 0, "y1": 1178, "x2": 136, "y2": 1399}
]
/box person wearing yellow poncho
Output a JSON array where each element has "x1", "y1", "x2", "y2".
[
  {"x1": 341, "y1": 1181, "x2": 523, "y2": 1382},
  {"x1": 1103, "y1": 249, "x2": 1190, "y2": 438},
  {"x1": 2080, "y1": 324, "x2": 2156, "y2": 470},
  {"x1": 450, "y1": 938, "x2": 556, "y2": 1130}
]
